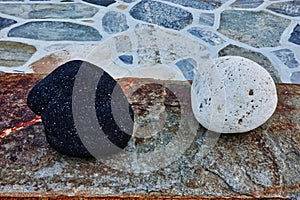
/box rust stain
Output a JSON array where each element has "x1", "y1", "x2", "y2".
[
  {"x1": 0, "y1": 73, "x2": 44, "y2": 133},
  {"x1": 0, "y1": 116, "x2": 41, "y2": 138},
  {"x1": 0, "y1": 193, "x2": 287, "y2": 199},
  {"x1": 268, "y1": 122, "x2": 298, "y2": 132},
  {"x1": 251, "y1": 182, "x2": 300, "y2": 197}
]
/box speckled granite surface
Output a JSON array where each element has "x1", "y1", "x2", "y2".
[{"x1": 0, "y1": 73, "x2": 299, "y2": 198}]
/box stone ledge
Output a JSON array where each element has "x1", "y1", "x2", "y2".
[{"x1": 0, "y1": 73, "x2": 299, "y2": 198}]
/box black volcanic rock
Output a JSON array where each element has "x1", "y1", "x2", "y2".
[{"x1": 27, "y1": 60, "x2": 133, "y2": 158}]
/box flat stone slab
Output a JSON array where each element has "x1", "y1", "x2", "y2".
[
  {"x1": 267, "y1": 1, "x2": 300, "y2": 17},
  {"x1": 0, "y1": 3, "x2": 99, "y2": 19},
  {"x1": 272, "y1": 49, "x2": 299, "y2": 69},
  {"x1": 218, "y1": 10, "x2": 290, "y2": 48},
  {"x1": 289, "y1": 24, "x2": 300, "y2": 46},
  {"x1": 0, "y1": 73, "x2": 299, "y2": 198},
  {"x1": 161, "y1": 0, "x2": 225, "y2": 10},
  {"x1": 231, "y1": 0, "x2": 263, "y2": 8},
  {"x1": 130, "y1": 0, "x2": 193, "y2": 30},
  {"x1": 0, "y1": 17, "x2": 17, "y2": 30},
  {"x1": 8, "y1": 21, "x2": 102, "y2": 41},
  {"x1": 0, "y1": 41, "x2": 36, "y2": 67}
]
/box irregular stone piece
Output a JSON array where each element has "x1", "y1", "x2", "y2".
[
  {"x1": 267, "y1": 1, "x2": 300, "y2": 17},
  {"x1": 289, "y1": 24, "x2": 300, "y2": 45},
  {"x1": 119, "y1": 55, "x2": 133, "y2": 64},
  {"x1": 83, "y1": 0, "x2": 115, "y2": 6},
  {"x1": 231, "y1": 0, "x2": 264, "y2": 8},
  {"x1": 272, "y1": 49, "x2": 299, "y2": 68},
  {"x1": 175, "y1": 58, "x2": 196, "y2": 80},
  {"x1": 199, "y1": 13, "x2": 214, "y2": 26},
  {"x1": 191, "y1": 56, "x2": 278, "y2": 133},
  {"x1": 161, "y1": 0, "x2": 225, "y2": 10},
  {"x1": 0, "y1": 41, "x2": 36, "y2": 67},
  {"x1": 122, "y1": 0, "x2": 135, "y2": 2},
  {"x1": 219, "y1": 44, "x2": 281, "y2": 82},
  {"x1": 102, "y1": 11, "x2": 129, "y2": 34},
  {"x1": 0, "y1": 3, "x2": 99, "y2": 19},
  {"x1": 8, "y1": 21, "x2": 102, "y2": 41},
  {"x1": 133, "y1": 24, "x2": 208, "y2": 66},
  {"x1": 291, "y1": 71, "x2": 300, "y2": 83},
  {"x1": 0, "y1": 17, "x2": 17, "y2": 30},
  {"x1": 188, "y1": 27, "x2": 225, "y2": 46},
  {"x1": 218, "y1": 10, "x2": 290, "y2": 48},
  {"x1": 130, "y1": 0, "x2": 193, "y2": 30},
  {"x1": 27, "y1": 60, "x2": 133, "y2": 158}
]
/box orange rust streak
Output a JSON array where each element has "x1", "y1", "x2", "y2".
[{"x1": 0, "y1": 116, "x2": 42, "y2": 138}]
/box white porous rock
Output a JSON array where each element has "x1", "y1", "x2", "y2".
[{"x1": 191, "y1": 56, "x2": 278, "y2": 133}]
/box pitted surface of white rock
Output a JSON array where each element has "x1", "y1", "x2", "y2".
[{"x1": 191, "y1": 56, "x2": 278, "y2": 133}]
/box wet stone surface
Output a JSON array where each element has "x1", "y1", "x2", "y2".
[
  {"x1": 218, "y1": 10, "x2": 290, "y2": 48},
  {"x1": 102, "y1": 11, "x2": 129, "y2": 34},
  {"x1": 8, "y1": 21, "x2": 102, "y2": 41},
  {"x1": 130, "y1": 0, "x2": 193, "y2": 30},
  {"x1": 0, "y1": 17, "x2": 17, "y2": 30},
  {"x1": 289, "y1": 24, "x2": 300, "y2": 45},
  {"x1": 272, "y1": 49, "x2": 299, "y2": 69},
  {"x1": 218, "y1": 44, "x2": 281, "y2": 82},
  {"x1": 0, "y1": 3, "x2": 99, "y2": 19},
  {"x1": 0, "y1": 41, "x2": 36, "y2": 67}
]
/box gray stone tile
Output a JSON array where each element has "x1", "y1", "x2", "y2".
[
  {"x1": 102, "y1": 11, "x2": 129, "y2": 34},
  {"x1": 218, "y1": 10, "x2": 290, "y2": 48},
  {"x1": 272, "y1": 49, "x2": 299, "y2": 68},
  {"x1": 161, "y1": 0, "x2": 226, "y2": 10},
  {"x1": 121, "y1": 0, "x2": 136, "y2": 2},
  {"x1": 218, "y1": 44, "x2": 281, "y2": 82},
  {"x1": 175, "y1": 58, "x2": 196, "y2": 80},
  {"x1": 267, "y1": 1, "x2": 300, "y2": 17},
  {"x1": 83, "y1": 0, "x2": 115, "y2": 7},
  {"x1": 199, "y1": 13, "x2": 214, "y2": 26},
  {"x1": 289, "y1": 24, "x2": 300, "y2": 45},
  {"x1": 0, "y1": 3, "x2": 99, "y2": 19},
  {"x1": 188, "y1": 27, "x2": 225, "y2": 46},
  {"x1": 290, "y1": 71, "x2": 300, "y2": 83},
  {"x1": 231, "y1": 0, "x2": 264, "y2": 8},
  {"x1": 130, "y1": 0, "x2": 193, "y2": 30},
  {"x1": 0, "y1": 17, "x2": 17, "y2": 30},
  {"x1": 119, "y1": 55, "x2": 133, "y2": 64},
  {"x1": 8, "y1": 21, "x2": 102, "y2": 41}
]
